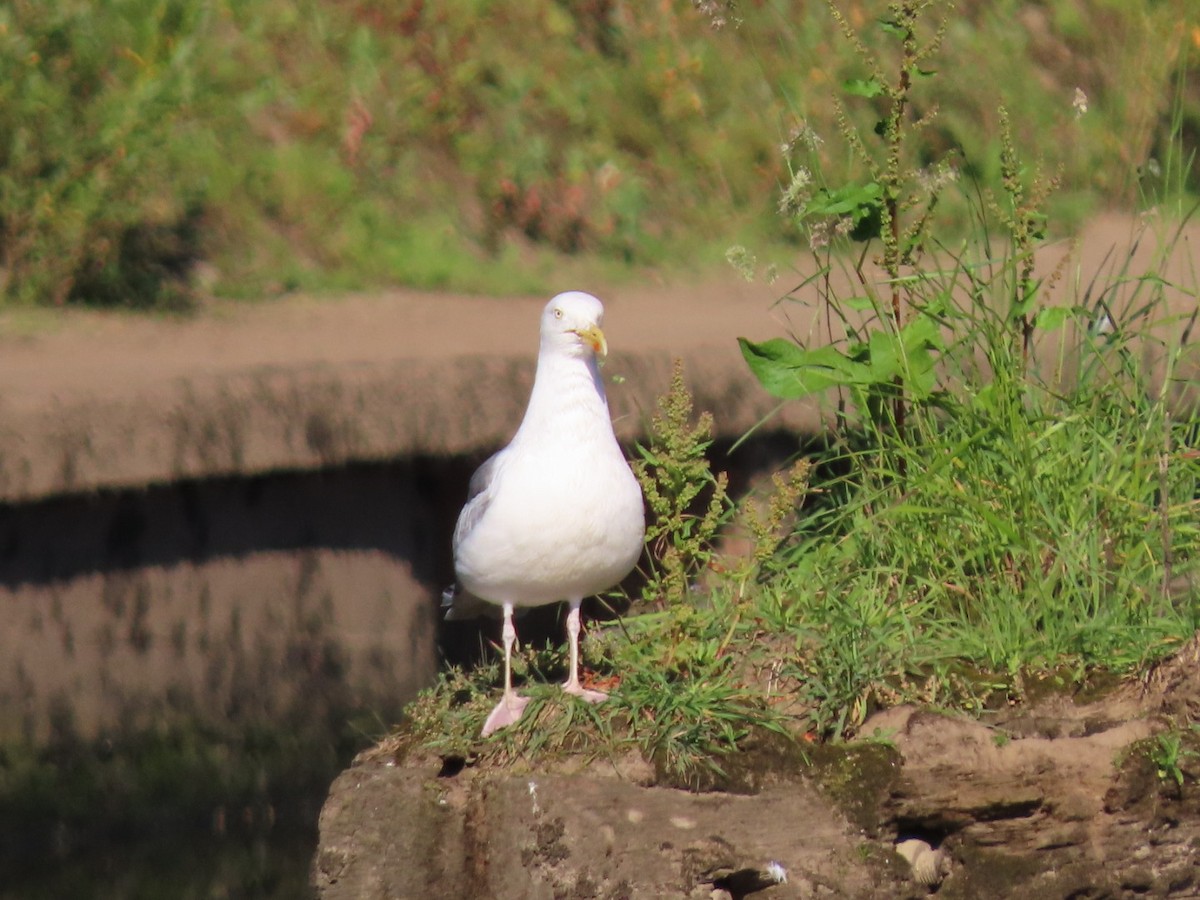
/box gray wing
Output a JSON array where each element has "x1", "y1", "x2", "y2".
[
  {"x1": 452, "y1": 448, "x2": 507, "y2": 553},
  {"x1": 443, "y1": 449, "x2": 508, "y2": 622},
  {"x1": 441, "y1": 582, "x2": 502, "y2": 621}
]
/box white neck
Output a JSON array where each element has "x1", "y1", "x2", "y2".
[{"x1": 512, "y1": 349, "x2": 609, "y2": 444}]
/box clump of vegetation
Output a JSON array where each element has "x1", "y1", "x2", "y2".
[
  {"x1": 1147, "y1": 725, "x2": 1200, "y2": 791},
  {"x1": 738, "y1": 0, "x2": 1200, "y2": 738},
  {"x1": 0, "y1": 0, "x2": 208, "y2": 308}
]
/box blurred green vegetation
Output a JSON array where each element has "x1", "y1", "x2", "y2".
[{"x1": 0, "y1": 0, "x2": 1196, "y2": 308}]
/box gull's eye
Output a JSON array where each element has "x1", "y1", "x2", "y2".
[{"x1": 553, "y1": 308, "x2": 563, "y2": 319}]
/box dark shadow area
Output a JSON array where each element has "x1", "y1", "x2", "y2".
[
  {"x1": 0, "y1": 457, "x2": 479, "y2": 889},
  {"x1": 0, "y1": 456, "x2": 475, "y2": 590},
  {"x1": 1, "y1": 820, "x2": 319, "y2": 900}
]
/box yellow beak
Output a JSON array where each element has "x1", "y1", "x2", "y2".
[{"x1": 572, "y1": 324, "x2": 608, "y2": 359}]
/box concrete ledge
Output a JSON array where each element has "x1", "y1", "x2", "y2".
[{"x1": 0, "y1": 348, "x2": 825, "y2": 502}]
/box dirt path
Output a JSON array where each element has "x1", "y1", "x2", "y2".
[
  {"x1": 0, "y1": 275, "x2": 786, "y2": 409},
  {"x1": 0, "y1": 212, "x2": 1193, "y2": 501}
]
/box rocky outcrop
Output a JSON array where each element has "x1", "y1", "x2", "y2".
[
  {"x1": 873, "y1": 704, "x2": 1196, "y2": 898},
  {"x1": 314, "y1": 669, "x2": 1200, "y2": 899},
  {"x1": 314, "y1": 756, "x2": 904, "y2": 899}
]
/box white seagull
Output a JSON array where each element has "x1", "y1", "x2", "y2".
[{"x1": 446, "y1": 291, "x2": 645, "y2": 737}]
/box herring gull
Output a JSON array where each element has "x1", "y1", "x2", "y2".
[{"x1": 445, "y1": 291, "x2": 645, "y2": 737}]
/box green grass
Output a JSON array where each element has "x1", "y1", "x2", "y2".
[{"x1": 1, "y1": 0, "x2": 1196, "y2": 308}]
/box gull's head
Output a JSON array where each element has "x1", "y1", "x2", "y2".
[{"x1": 541, "y1": 291, "x2": 607, "y2": 360}]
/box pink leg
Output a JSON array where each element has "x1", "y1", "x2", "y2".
[
  {"x1": 482, "y1": 602, "x2": 530, "y2": 737},
  {"x1": 562, "y1": 599, "x2": 607, "y2": 703}
]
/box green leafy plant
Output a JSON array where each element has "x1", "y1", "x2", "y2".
[
  {"x1": 632, "y1": 359, "x2": 730, "y2": 608},
  {"x1": 743, "y1": 1, "x2": 956, "y2": 444},
  {"x1": 606, "y1": 370, "x2": 819, "y2": 783},
  {"x1": 733, "y1": 0, "x2": 1200, "y2": 739},
  {"x1": 1149, "y1": 727, "x2": 1200, "y2": 790}
]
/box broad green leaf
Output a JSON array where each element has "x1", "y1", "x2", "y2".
[
  {"x1": 860, "y1": 315, "x2": 943, "y2": 398},
  {"x1": 902, "y1": 313, "x2": 942, "y2": 349},
  {"x1": 868, "y1": 328, "x2": 902, "y2": 381},
  {"x1": 738, "y1": 337, "x2": 870, "y2": 399},
  {"x1": 805, "y1": 181, "x2": 883, "y2": 217},
  {"x1": 806, "y1": 182, "x2": 884, "y2": 242},
  {"x1": 741, "y1": 313, "x2": 943, "y2": 402},
  {"x1": 902, "y1": 316, "x2": 943, "y2": 398},
  {"x1": 843, "y1": 77, "x2": 885, "y2": 99},
  {"x1": 906, "y1": 345, "x2": 938, "y2": 398},
  {"x1": 1035, "y1": 305, "x2": 1075, "y2": 331}
]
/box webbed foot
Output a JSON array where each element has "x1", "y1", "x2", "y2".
[
  {"x1": 562, "y1": 682, "x2": 608, "y2": 704},
  {"x1": 481, "y1": 692, "x2": 531, "y2": 737}
]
